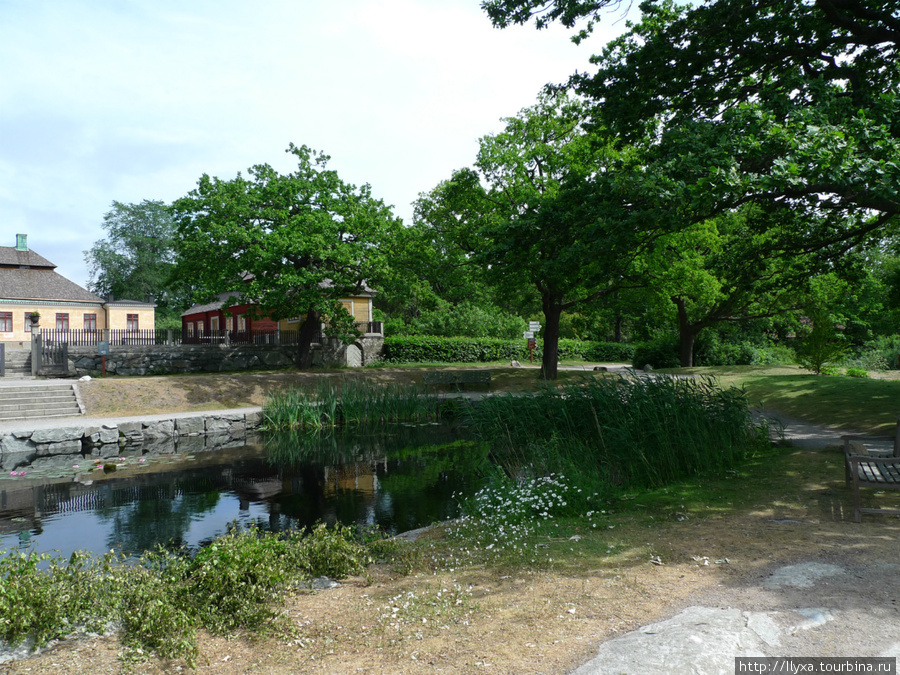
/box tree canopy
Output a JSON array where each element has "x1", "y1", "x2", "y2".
[
  {"x1": 416, "y1": 91, "x2": 661, "y2": 378},
  {"x1": 171, "y1": 144, "x2": 398, "y2": 368},
  {"x1": 84, "y1": 199, "x2": 188, "y2": 327}
]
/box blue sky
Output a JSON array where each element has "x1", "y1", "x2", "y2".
[{"x1": 0, "y1": 0, "x2": 637, "y2": 288}]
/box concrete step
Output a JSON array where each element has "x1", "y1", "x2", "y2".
[{"x1": 0, "y1": 384, "x2": 82, "y2": 421}]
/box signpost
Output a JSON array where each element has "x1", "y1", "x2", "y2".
[
  {"x1": 98, "y1": 341, "x2": 109, "y2": 377},
  {"x1": 524, "y1": 323, "x2": 540, "y2": 363}
]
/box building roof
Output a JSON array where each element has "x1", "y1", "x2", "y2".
[
  {"x1": 0, "y1": 267, "x2": 103, "y2": 304},
  {"x1": 0, "y1": 245, "x2": 56, "y2": 270},
  {"x1": 182, "y1": 292, "x2": 242, "y2": 317}
]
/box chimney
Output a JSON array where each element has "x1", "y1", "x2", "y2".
[{"x1": 15, "y1": 234, "x2": 27, "y2": 251}]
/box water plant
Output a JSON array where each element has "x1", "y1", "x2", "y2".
[
  {"x1": 463, "y1": 374, "x2": 767, "y2": 491},
  {"x1": 262, "y1": 378, "x2": 444, "y2": 430}
]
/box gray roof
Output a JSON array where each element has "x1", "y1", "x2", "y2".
[
  {"x1": 0, "y1": 267, "x2": 103, "y2": 303},
  {"x1": 0, "y1": 245, "x2": 56, "y2": 270},
  {"x1": 182, "y1": 292, "x2": 242, "y2": 316}
]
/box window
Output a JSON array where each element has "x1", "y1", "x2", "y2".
[
  {"x1": 56, "y1": 313, "x2": 69, "y2": 331},
  {"x1": 238, "y1": 316, "x2": 246, "y2": 331},
  {"x1": 127, "y1": 314, "x2": 139, "y2": 332},
  {"x1": 210, "y1": 316, "x2": 219, "y2": 332},
  {"x1": 24, "y1": 313, "x2": 32, "y2": 333},
  {"x1": 197, "y1": 320, "x2": 204, "y2": 334},
  {"x1": 225, "y1": 316, "x2": 233, "y2": 331},
  {"x1": 84, "y1": 313, "x2": 97, "y2": 331},
  {"x1": 0, "y1": 312, "x2": 12, "y2": 332}
]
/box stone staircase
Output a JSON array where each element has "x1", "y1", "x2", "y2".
[
  {"x1": 2, "y1": 349, "x2": 32, "y2": 378},
  {"x1": 0, "y1": 383, "x2": 83, "y2": 421}
]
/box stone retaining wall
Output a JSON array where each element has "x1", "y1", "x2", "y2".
[
  {"x1": 65, "y1": 336, "x2": 385, "y2": 376},
  {"x1": 0, "y1": 411, "x2": 263, "y2": 471}
]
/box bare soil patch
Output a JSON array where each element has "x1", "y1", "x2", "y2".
[{"x1": 75, "y1": 367, "x2": 561, "y2": 418}]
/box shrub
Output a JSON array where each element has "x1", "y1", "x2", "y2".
[
  {"x1": 383, "y1": 335, "x2": 634, "y2": 364},
  {"x1": 845, "y1": 367, "x2": 869, "y2": 378},
  {"x1": 845, "y1": 335, "x2": 900, "y2": 371},
  {"x1": 631, "y1": 336, "x2": 680, "y2": 369}
]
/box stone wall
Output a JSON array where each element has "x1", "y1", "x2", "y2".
[
  {"x1": 0, "y1": 411, "x2": 263, "y2": 471},
  {"x1": 65, "y1": 335, "x2": 385, "y2": 376}
]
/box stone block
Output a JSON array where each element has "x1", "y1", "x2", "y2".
[
  {"x1": 143, "y1": 420, "x2": 176, "y2": 438},
  {"x1": 176, "y1": 416, "x2": 205, "y2": 436},
  {"x1": 31, "y1": 427, "x2": 84, "y2": 445}
]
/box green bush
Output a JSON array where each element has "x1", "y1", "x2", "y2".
[
  {"x1": 383, "y1": 335, "x2": 633, "y2": 364},
  {"x1": 845, "y1": 367, "x2": 869, "y2": 378},
  {"x1": 845, "y1": 335, "x2": 900, "y2": 371},
  {"x1": 631, "y1": 336, "x2": 680, "y2": 369}
]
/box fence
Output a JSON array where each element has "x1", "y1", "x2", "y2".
[
  {"x1": 40, "y1": 322, "x2": 382, "y2": 349},
  {"x1": 40, "y1": 329, "x2": 175, "y2": 346}
]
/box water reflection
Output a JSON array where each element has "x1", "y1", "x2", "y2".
[{"x1": 0, "y1": 426, "x2": 488, "y2": 559}]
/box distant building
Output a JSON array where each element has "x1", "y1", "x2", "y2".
[
  {"x1": 0, "y1": 234, "x2": 155, "y2": 345},
  {"x1": 180, "y1": 283, "x2": 380, "y2": 343}
]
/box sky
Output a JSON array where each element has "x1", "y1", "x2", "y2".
[{"x1": 0, "y1": 0, "x2": 639, "y2": 288}]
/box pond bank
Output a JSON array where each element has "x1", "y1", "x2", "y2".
[{"x1": 0, "y1": 407, "x2": 264, "y2": 470}]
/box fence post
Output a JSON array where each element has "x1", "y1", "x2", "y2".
[
  {"x1": 167, "y1": 328, "x2": 173, "y2": 345},
  {"x1": 31, "y1": 330, "x2": 41, "y2": 377}
]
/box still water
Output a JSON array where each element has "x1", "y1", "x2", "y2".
[{"x1": 0, "y1": 426, "x2": 489, "y2": 560}]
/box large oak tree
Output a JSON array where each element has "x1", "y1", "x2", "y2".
[{"x1": 171, "y1": 144, "x2": 398, "y2": 368}]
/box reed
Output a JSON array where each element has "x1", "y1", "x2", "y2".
[
  {"x1": 464, "y1": 375, "x2": 767, "y2": 490},
  {"x1": 262, "y1": 379, "x2": 444, "y2": 430}
]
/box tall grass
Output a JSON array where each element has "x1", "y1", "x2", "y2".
[
  {"x1": 464, "y1": 375, "x2": 768, "y2": 490},
  {"x1": 262, "y1": 378, "x2": 444, "y2": 430}
]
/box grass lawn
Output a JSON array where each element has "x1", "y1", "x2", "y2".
[{"x1": 663, "y1": 365, "x2": 900, "y2": 435}]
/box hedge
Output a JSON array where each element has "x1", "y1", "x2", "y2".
[{"x1": 382, "y1": 336, "x2": 634, "y2": 364}]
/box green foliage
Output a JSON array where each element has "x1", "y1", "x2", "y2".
[
  {"x1": 172, "y1": 144, "x2": 399, "y2": 368},
  {"x1": 262, "y1": 379, "x2": 443, "y2": 430},
  {"x1": 845, "y1": 367, "x2": 869, "y2": 379},
  {"x1": 389, "y1": 300, "x2": 527, "y2": 339},
  {"x1": 631, "y1": 336, "x2": 680, "y2": 370},
  {"x1": 846, "y1": 335, "x2": 900, "y2": 371},
  {"x1": 0, "y1": 522, "x2": 380, "y2": 665},
  {"x1": 383, "y1": 335, "x2": 633, "y2": 364},
  {"x1": 796, "y1": 314, "x2": 849, "y2": 376},
  {"x1": 84, "y1": 199, "x2": 190, "y2": 323},
  {"x1": 465, "y1": 375, "x2": 767, "y2": 490},
  {"x1": 0, "y1": 550, "x2": 118, "y2": 649},
  {"x1": 290, "y1": 523, "x2": 373, "y2": 580}
]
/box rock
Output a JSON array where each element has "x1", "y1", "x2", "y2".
[
  {"x1": 176, "y1": 416, "x2": 205, "y2": 436},
  {"x1": 593, "y1": 366, "x2": 608, "y2": 372},
  {"x1": 643, "y1": 364, "x2": 654, "y2": 372},
  {"x1": 510, "y1": 360, "x2": 522, "y2": 367},
  {"x1": 78, "y1": 375, "x2": 91, "y2": 381},
  {"x1": 31, "y1": 427, "x2": 84, "y2": 445}
]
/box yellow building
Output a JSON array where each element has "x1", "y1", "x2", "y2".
[{"x1": 0, "y1": 234, "x2": 155, "y2": 346}]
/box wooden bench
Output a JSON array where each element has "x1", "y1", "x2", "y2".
[
  {"x1": 422, "y1": 370, "x2": 492, "y2": 392},
  {"x1": 842, "y1": 422, "x2": 900, "y2": 522}
]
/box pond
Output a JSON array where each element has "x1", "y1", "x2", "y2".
[{"x1": 0, "y1": 425, "x2": 489, "y2": 560}]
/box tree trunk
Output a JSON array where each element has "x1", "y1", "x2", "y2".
[
  {"x1": 540, "y1": 294, "x2": 564, "y2": 380},
  {"x1": 296, "y1": 310, "x2": 321, "y2": 369},
  {"x1": 674, "y1": 298, "x2": 701, "y2": 367}
]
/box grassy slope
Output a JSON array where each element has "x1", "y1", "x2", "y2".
[{"x1": 664, "y1": 365, "x2": 900, "y2": 435}]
